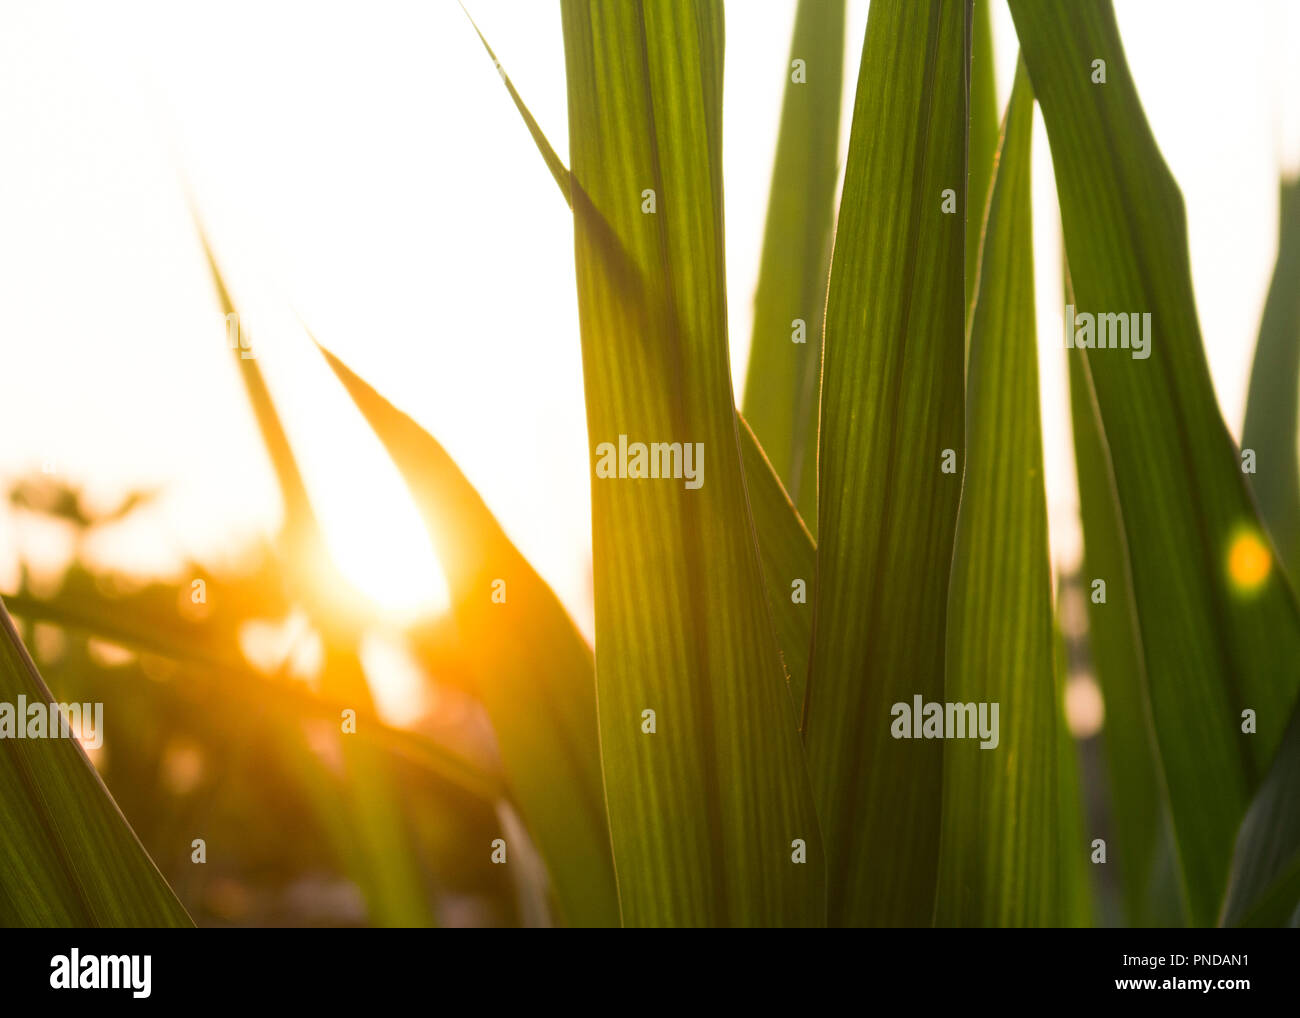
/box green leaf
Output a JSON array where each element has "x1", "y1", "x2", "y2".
[
  {"x1": 1242, "y1": 178, "x2": 1300, "y2": 585},
  {"x1": 458, "y1": 13, "x2": 818, "y2": 695},
  {"x1": 561, "y1": 0, "x2": 824, "y2": 925},
  {"x1": 802, "y1": 0, "x2": 967, "y2": 926},
  {"x1": 738, "y1": 412, "x2": 816, "y2": 705},
  {"x1": 316, "y1": 346, "x2": 620, "y2": 928},
  {"x1": 1009, "y1": 0, "x2": 1300, "y2": 924},
  {"x1": 935, "y1": 62, "x2": 1060, "y2": 926},
  {"x1": 1221, "y1": 704, "x2": 1300, "y2": 925},
  {"x1": 458, "y1": 1, "x2": 571, "y2": 206},
  {"x1": 459, "y1": 10, "x2": 819, "y2": 709},
  {"x1": 966, "y1": 0, "x2": 998, "y2": 318},
  {"x1": 1067, "y1": 290, "x2": 1172, "y2": 926},
  {"x1": 0, "y1": 598, "x2": 192, "y2": 926},
  {"x1": 740, "y1": 0, "x2": 845, "y2": 531}
]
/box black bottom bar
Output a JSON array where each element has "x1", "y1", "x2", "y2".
[{"x1": 0, "y1": 927, "x2": 1289, "y2": 1005}]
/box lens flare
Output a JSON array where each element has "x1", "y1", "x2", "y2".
[{"x1": 1227, "y1": 527, "x2": 1272, "y2": 596}]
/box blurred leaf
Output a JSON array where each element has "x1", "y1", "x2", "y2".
[
  {"x1": 1, "y1": 580, "x2": 503, "y2": 805},
  {"x1": 0, "y1": 597, "x2": 192, "y2": 926},
  {"x1": 802, "y1": 0, "x2": 967, "y2": 926},
  {"x1": 195, "y1": 228, "x2": 324, "y2": 580},
  {"x1": 315, "y1": 640, "x2": 437, "y2": 927},
  {"x1": 194, "y1": 229, "x2": 437, "y2": 926},
  {"x1": 1067, "y1": 279, "x2": 1171, "y2": 926},
  {"x1": 316, "y1": 346, "x2": 619, "y2": 927},
  {"x1": 1242, "y1": 178, "x2": 1300, "y2": 585},
  {"x1": 740, "y1": 0, "x2": 845, "y2": 531},
  {"x1": 935, "y1": 64, "x2": 1060, "y2": 926},
  {"x1": 966, "y1": 0, "x2": 998, "y2": 318},
  {"x1": 9, "y1": 480, "x2": 157, "y2": 529},
  {"x1": 561, "y1": 0, "x2": 824, "y2": 926},
  {"x1": 1010, "y1": 0, "x2": 1300, "y2": 925},
  {"x1": 1054, "y1": 595, "x2": 1093, "y2": 928}
]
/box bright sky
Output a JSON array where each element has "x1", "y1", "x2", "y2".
[{"x1": 1, "y1": 1, "x2": 1298, "y2": 642}]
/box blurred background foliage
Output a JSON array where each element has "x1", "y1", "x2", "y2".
[{"x1": 4, "y1": 475, "x2": 526, "y2": 926}]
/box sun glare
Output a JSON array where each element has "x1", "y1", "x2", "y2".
[{"x1": 311, "y1": 459, "x2": 451, "y2": 625}]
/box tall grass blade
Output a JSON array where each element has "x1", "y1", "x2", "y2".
[
  {"x1": 803, "y1": 0, "x2": 968, "y2": 926},
  {"x1": 459, "y1": 17, "x2": 817, "y2": 691},
  {"x1": 560, "y1": 0, "x2": 824, "y2": 925},
  {"x1": 1066, "y1": 282, "x2": 1171, "y2": 926},
  {"x1": 740, "y1": 0, "x2": 845, "y2": 530},
  {"x1": 935, "y1": 63, "x2": 1060, "y2": 926}
]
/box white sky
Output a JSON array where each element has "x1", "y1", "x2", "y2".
[{"x1": 1, "y1": 0, "x2": 1297, "y2": 639}]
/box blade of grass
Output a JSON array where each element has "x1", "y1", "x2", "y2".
[
  {"x1": 0, "y1": 597, "x2": 192, "y2": 926},
  {"x1": 738, "y1": 411, "x2": 816, "y2": 704},
  {"x1": 561, "y1": 0, "x2": 824, "y2": 925},
  {"x1": 802, "y1": 0, "x2": 968, "y2": 926},
  {"x1": 1242, "y1": 178, "x2": 1300, "y2": 585},
  {"x1": 935, "y1": 62, "x2": 1060, "y2": 926},
  {"x1": 1009, "y1": 0, "x2": 1300, "y2": 924},
  {"x1": 459, "y1": 0, "x2": 571, "y2": 206},
  {"x1": 1066, "y1": 278, "x2": 1172, "y2": 926},
  {"x1": 740, "y1": 0, "x2": 845, "y2": 531},
  {"x1": 316, "y1": 346, "x2": 620, "y2": 927},
  {"x1": 459, "y1": 15, "x2": 818, "y2": 692}
]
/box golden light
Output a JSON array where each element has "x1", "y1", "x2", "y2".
[
  {"x1": 314, "y1": 474, "x2": 450, "y2": 625},
  {"x1": 1227, "y1": 526, "x2": 1272, "y2": 596}
]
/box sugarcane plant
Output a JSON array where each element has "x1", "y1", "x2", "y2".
[{"x1": 2, "y1": 0, "x2": 1299, "y2": 928}]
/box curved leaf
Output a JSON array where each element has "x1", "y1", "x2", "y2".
[{"x1": 317, "y1": 346, "x2": 620, "y2": 927}]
